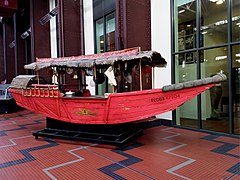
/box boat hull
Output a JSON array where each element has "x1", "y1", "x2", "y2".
[{"x1": 9, "y1": 84, "x2": 215, "y2": 124}]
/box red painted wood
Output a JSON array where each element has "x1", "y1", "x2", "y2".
[
  {"x1": 9, "y1": 83, "x2": 215, "y2": 124},
  {"x1": 106, "y1": 84, "x2": 214, "y2": 123}
]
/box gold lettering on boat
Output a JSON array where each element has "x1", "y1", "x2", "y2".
[
  {"x1": 151, "y1": 94, "x2": 180, "y2": 102},
  {"x1": 74, "y1": 108, "x2": 98, "y2": 116}
]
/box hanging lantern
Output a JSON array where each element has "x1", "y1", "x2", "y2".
[
  {"x1": 143, "y1": 65, "x2": 152, "y2": 84},
  {"x1": 143, "y1": 65, "x2": 152, "y2": 74},
  {"x1": 66, "y1": 68, "x2": 74, "y2": 75},
  {"x1": 73, "y1": 72, "x2": 78, "y2": 79}
]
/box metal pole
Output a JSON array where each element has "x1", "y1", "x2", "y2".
[
  {"x1": 227, "y1": 0, "x2": 233, "y2": 134},
  {"x1": 80, "y1": 0, "x2": 85, "y2": 55},
  {"x1": 13, "y1": 13, "x2": 18, "y2": 76},
  {"x1": 3, "y1": 22, "x2": 7, "y2": 80},
  {"x1": 30, "y1": 0, "x2": 35, "y2": 63},
  {"x1": 152, "y1": 67, "x2": 155, "y2": 89},
  {"x1": 196, "y1": 0, "x2": 202, "y2": 129},
  {"x1": 139, "y1": 59, "x2": 142, "y2": 90}
]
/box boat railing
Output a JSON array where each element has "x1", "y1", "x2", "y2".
[
  {"x1": 22, "y1": 84, "x2": 61, "y2": 98},
  {"x1": 0, "y1": 84, "x2": 13, "y2": 100}
]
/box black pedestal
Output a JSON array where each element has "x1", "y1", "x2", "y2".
[
  {"x1": 0, "y1": 98, "x2": 17, "y2": 114},
  {"x1": 33, "y1": 117, "x2": 145, "y2": 147}
]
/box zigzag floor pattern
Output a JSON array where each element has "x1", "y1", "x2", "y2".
[{"x1": 0, "y1": 109, "x2": 239, "y2": 180}]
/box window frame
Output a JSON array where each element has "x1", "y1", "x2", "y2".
[{"x1": 171, "y1": 0, "x2": 240, "y2": 135}]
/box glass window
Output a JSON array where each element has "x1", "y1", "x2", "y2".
[
  {"x1": 200, "y1": 47, "x2": 229, "y2": 133},
  {"x1": 106, "y1": 13, "x2": 115, "y2": 52},
  {"x1": 174, "y1": 0, "x2": 197, "y2": 52},
  {"x1": 95, "y1": 12, "x2": 116, "y2": 95},
  {"x1": 175, "y1": 53, "x2": 198, "y2": 128},
  {"x1": 232, "y1": 44, "x2": 240, "y2": 135},
  {"x1": 96, "y1": 18, "x2": 104, "y2": 53},
  {"x1": 173, "y1": 0, "x2": 240, "y2": 135},
  {"x1": 200, "y1": 0, "x2": 228, "y2": 47},
  {"x1": 232, "y1": 0, "x2": 240, "y2": 42},
  {"x1": 95, "y1": 13, "x2": 116, "y2": 53}
]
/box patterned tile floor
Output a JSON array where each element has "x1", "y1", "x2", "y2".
[{"x1": 0, "y1": 109, "x2": 239, "y2": 180}]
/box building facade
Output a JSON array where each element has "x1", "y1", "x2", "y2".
[{"x1": 0, "y1": 0, "x2": 239, "y2": 136}]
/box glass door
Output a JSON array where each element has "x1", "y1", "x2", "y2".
[
  {"x1": 233, "y1": 45, "x2": 240, "y2": 135},
  {"x1": 95, "y1": 12, "x2": 116, "y2": 95}
]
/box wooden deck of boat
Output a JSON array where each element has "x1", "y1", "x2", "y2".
[{"x1": 0, "y1": 109, "x2": 239, "y2": 180}]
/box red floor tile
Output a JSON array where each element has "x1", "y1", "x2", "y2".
[{"x1": 0, "y1": 109, "x2": 239, "y2": 180}]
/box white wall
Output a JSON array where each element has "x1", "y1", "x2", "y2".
[
  {"x1": 49, "y1": 0, "x2": 58, "y2": 84},
  {"x1": 83, "y1": 0, "x2": 95, "y2": 95},
  {"x1": 49, "y1": 0, "x2": 57, "y2": 58},
  {"x1": 83, "y1": 0, "x2": 94, "y2": 55},
  {"x1": 151, "y1": 0, "x2": 172, "y2": 120}
]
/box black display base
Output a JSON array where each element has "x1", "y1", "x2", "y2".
[{"x1": 32, "y1": 117, "x2": 144, "y2": 147}]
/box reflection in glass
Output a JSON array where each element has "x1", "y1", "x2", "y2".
[
  {"x1": 173, "y1": 0, "x2": 239, "y2": 134},
  {"x1": 106, "y1": 13, "x2": 115, "y2": 93},
  {"x1": 95, "y1": 13, "x2": 116, "y2": 95},
  {"x1": 106, "y1": 13, "x2": 115, "y2": 52},
  {"x1": 232, "y1": 45, "x2": 240, "y2": 135},
  {"x1": 96, "y1": 18, "x2": 104, "y2": 53},
  {"x1": 232, "y1": 0, "x2": 240, "y2": 42},
  {"x1": 175, "y1": 53, "x2": 198, "y2": 128},
  {"x1": 201, "y1": 47, "x2": 229, "y2": 133},
  {"x1": 174, "y1": 0, "x2": 196, "y2": 52},
  {"x1": 200, "y1": 0, "x2": 228, "y2": 47}
]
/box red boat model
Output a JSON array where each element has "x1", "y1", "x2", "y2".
[{"x1": 9, "y1": 48, "x2": 227, "y2": 124}]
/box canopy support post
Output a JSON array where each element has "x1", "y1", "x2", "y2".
[
  {"x1": 152, "y1": 67, "x2": 155, "y2": 89},
  {"x1": 36, "y1": 71, "x2": 40, "y2": 84},
  {"x1": 112, "y1": 65, "x2": 115, "y2": 93},
  {"x1": 139, "y1": 59, "x2": 142, "y2": 91}
]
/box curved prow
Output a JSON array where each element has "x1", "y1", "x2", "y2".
[{"x1": 162, "y1": 74, "x2": 227, "y2": 92}]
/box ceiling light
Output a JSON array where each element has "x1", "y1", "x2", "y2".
[
  {"x1": 232, "y1": 16, "x2": 240, "y2": 21},
  {"x1": 215, "y1": 19, "x2": 227, "y2": 26},
  {"x1": 215, "y1": 56, "x2": 227, "y2": 61},
  {"x1": 216, "y1": 0, "x2": 225, "y2": 5},
  {"x1": 201, "y1": 31, "x2": 208, "y2": 34},
  {"x1": 209, "y1": 0, "x2": 218, "y2": 2},
  {"x1": 201, "y1": 26, "x2": 209, "y2": 30},
  {"x1": 178, "y1": 9, "x2": 185, "y2": 14}
]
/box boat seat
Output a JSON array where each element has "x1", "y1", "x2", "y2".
[
  {"x1": 73, "y1": 89, "x2": 91, "y2": 97},
  {"x1": 83, "y1": 89, "x2": 91, "y2": 97}
]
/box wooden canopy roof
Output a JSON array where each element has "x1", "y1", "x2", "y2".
[{"x1": 24, "y1": 47, "x2": 167, "y2": 71}]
